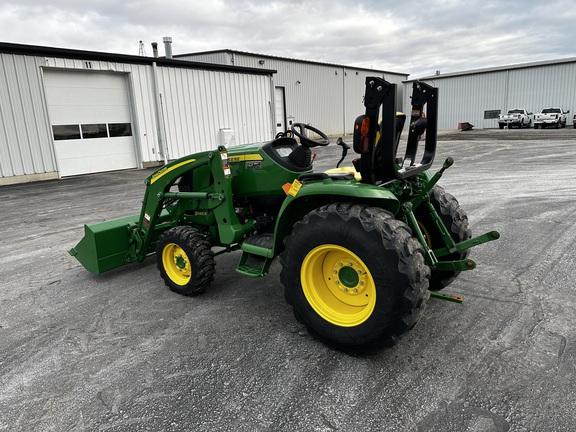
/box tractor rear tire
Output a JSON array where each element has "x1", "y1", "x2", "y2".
[
  {"x1": 156, "y1": 226, "x2": 215, "y2": 296},
  {"x1": 280, "y1": 203, "x2": 430, "y2": 353},
  {"x1": 414, "y1": 185, "x2": 472, "y2": 291}
]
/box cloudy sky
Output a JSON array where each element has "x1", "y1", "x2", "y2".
[{"x1": 1, "y1": 0, "x2": 575, "y2": 78}]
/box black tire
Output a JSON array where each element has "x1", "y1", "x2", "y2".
[
  {"x1": 414, "y1": 185, "x2": 472, "y2": 291},
  {"x1": 279, "y1": 203, "x2": 430, "y2": 353},
  {"x1": 498, "y1": 124, "x2": 504, "y2": 129},
  {"x1": 534, "y1": 124, "x2": 539, "y2": 129},
  {"x1": 156, "y1": 226, "x2": 215, "y2": 296}
]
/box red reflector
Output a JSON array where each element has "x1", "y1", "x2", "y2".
[
  {"x1": 360, "y1": 135, "x2": 369, "y2": 153},
  {"x1": 361, "y1": 118, "x2": 370, "y2": 135}
]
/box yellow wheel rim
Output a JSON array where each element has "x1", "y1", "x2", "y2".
[
  {"x1": 301, "y1": 245, "x2": 376, "y2": 327},
  {"x1": 418, "y1": 220, "x2": 433, "y2": 248},
  {"x1": 162, "y1": 243, "x2": 192, "y2": 285}
]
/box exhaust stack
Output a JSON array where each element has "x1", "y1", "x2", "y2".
[{"x1": 163, "y1": 36, "x2": 173, "y2": 59}]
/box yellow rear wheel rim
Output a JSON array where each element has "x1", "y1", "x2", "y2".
[
  {"x1": 162, "y1": 243, "x2": 192, "y2": 285},
  {"x1": 418, "y1": 220, "x2": 433, "y2": 248},
  {"x1": 301, "y1": 245, "x2": 376, "y2": 327}
]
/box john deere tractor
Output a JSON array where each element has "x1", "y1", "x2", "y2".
[{"x1": 70, "y1": 77, "x2": 499, "y2": 352}]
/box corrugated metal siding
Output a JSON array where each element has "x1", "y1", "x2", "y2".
[
  {"x1": 155, "y1": 67, "x2": 273, "y2": 160},
  {"x1": 186, "y1": 52, "x2": 231, "y2": 66},
  {"x1": 0, "y1": 54, "x2": 56, "y2": 178},
  {"x1": 180, "y1": 52, "x2": 408, "y2": 135},
  {"x1": 404, "y1": 62, "x2": 576, "y2": 130},
  {"x1": 229, "y1": 53, "x2": 346, "y2": 134},
  {"x1": 1, "y1": 50, "x2": 274, "y2": 182},
  {"x1": 507, "y1": 63, "x2": 576, "y2": 114},
  {"x1": 126, "y1": 64, "x2": 160, "y2": 163},
  {"x1": 403, "y1": 72, "x2": 508, "y2": 130}
]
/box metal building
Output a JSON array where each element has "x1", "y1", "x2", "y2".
[
  {"x1": 0, "y1": 42, "x2": 275, "y2": 185},
  {"x1": 176, "y1": 50, "x2": 408, "y2": 136},
  {"x1": 404, "y1": 58, "x2": 576, "y2": 130}
]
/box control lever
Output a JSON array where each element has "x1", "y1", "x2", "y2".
[{"x1": 336, "y1": 137, "x2": 350, "y2": 168}]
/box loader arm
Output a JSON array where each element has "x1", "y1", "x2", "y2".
[
  {"x1": 128, "y1": 146, "x2": 256, "y2": 263},
  {"x1": 70, "y1": 146, "x2": 255, "y2": 274}
]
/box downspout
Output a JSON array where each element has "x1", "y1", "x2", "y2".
[
  {"x1": 269, "y1": 74, "x2": 276, "y2": 139},
  {"x1": 504, "y1": 70, "x2": 509, "y2": 112},
  {"x1": 151, "y1": 61, "x2": 168, "y2": 165}
]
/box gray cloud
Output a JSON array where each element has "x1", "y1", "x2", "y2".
[{"x1": 1, "y1": 0, "x2": 575, "y2": 77}]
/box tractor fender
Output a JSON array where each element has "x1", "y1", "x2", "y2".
[{"x1": 273, "y1": 180, "x2": 401, "y2": 252}]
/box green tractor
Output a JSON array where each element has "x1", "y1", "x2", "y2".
[{"x1": 69, "y1": 77, "x2": 499, "y2": 352}]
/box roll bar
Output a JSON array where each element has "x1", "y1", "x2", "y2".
[{"x1": 353, "y1": 77, "x2": 438, "y2": 183}]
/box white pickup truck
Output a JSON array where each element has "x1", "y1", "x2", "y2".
[
  {"x1": 533, "y1": 107, "x2": 570, "y2": 129},
  {"x1": 498, "y1": 109, "x2": 532, "y2": 129}
]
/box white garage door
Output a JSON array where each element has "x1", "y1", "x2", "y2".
[{"x1": 43, "y1": 70, "x2": 137, "y2": 177}]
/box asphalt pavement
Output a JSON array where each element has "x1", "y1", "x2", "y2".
[{"x1": 1, "y1": 127, "x2": 575, "y2": 431}]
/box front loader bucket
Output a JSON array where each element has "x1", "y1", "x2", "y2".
[{"x1": 68, "y1": 214, "x2": 139, "y2": 275}]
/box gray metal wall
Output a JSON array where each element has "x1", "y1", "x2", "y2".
[
  {"x1": 0, "y1": 54, "x2": 58, "y2": 181},
  {"x1": 179, "y1": 52, "x2": 408, "y2": 135},
  {"x1": 0, "y1": 51, "x2": 274, "y2": 184},
  {"x1": 155, "y1": 67, "x2": 273, "y2": 160},
  {"x1": 403, "y1": 61, "x2": 576, "y2": 130}
]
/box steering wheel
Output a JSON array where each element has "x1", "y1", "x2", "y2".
[{"x1": 290, "y1": 123, "x2": 330, "y2": 147}]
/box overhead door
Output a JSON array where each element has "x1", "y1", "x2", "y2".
[{"x1": 43, "y1": 70, "x2": 137, "y2": 177}]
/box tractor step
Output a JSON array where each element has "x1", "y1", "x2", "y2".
[{"x1": 236, "y1": 234, "x2": 275, "y2": 277}]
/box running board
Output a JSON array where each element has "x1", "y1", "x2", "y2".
[{"x1": 236, "y1": 233, "x2": 275, "y2": 277}]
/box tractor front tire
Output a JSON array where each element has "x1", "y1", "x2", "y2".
[
  {"x1": 280, "y1": 203, "x2": 430, "y2": 353},
  {"x1": 414, "y1": 185, "x2": 472, "y2": 291},
  {"x1": 156, "y1": 226, "x2": 215, "y2": 296}
]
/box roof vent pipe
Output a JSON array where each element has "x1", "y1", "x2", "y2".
[
  {"x1": 163, "y1": 36, "x2": 173, "y2": 59},
  {"x1": 151, "y1": 42, "x2": 158, "y2": 58}
]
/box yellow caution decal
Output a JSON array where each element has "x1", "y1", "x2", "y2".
[{"x1": 286, "y1": 179, "x2": 302, "y2": 197}]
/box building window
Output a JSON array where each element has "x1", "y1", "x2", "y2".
[
  {"x1": 484, "y1": 110, "x2": 501, "y2": 120},
  {"x1": 108, "y1": 123, "x2": 132, "y2": 137},
  {"x1": 52, "y1": 123, "x2": 132, "y2": 140},
  {"x1": 81, "y1": 124, "x2": 108, "y2": 139},
  {"x1": 52, "y1": 124, "x2": 81, "y2": 140}
]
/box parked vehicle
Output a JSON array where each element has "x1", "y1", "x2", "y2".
[
  {"x1": 573, "y1": 113, "x2": 576, "y2": 129},
  {"x1": 533, "y1": 108, "x2": 569, "y2": 129},
  {"x1": 498, "y1": 109, "x2": 532, "y2": 129}
]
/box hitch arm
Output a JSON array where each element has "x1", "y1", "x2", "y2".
[{"x1": 434, "y1": 231, "x2": 500, "y2": 258}]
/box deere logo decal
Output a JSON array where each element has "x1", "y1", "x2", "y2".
[{"x1": 228, "y1": 154, "x2": 263, "y2": 164}]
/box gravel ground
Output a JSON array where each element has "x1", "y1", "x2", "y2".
[{"x1": 1, "y1": 127, "x2": 575, "y2": 431}]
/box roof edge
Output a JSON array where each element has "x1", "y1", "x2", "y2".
[
  {"x1": 175, "y1": 48, "x2": 409, "y2": 77},
  {"x1": 405, "y1": 56, "x2": 576, "y2": 82},
  {"x1": 0, "y1": 42, "x2": 277, "y2": 75}
]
